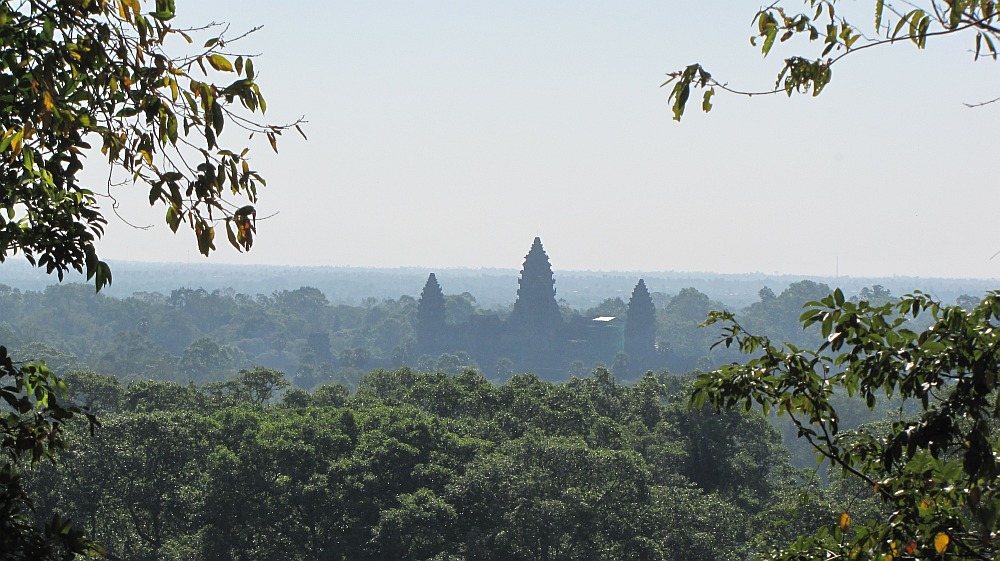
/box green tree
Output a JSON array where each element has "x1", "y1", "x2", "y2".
[
  {"x1": 177, "y1": 337, "x2": 246, "y2": 383},
  {"x1": 584, "y1": 297, "x2": 627, "y2": 319},
  {"x1": 611, "y1": 351, "x2": 631, "y2": 379},
  {"x1": 851, "y1": 284, "x2": 896, "y2": 306},
  {"x1": 741, "y1": 280, "x2": 832, "y2": 350},
  {"x1": 435, "y1": 351, "x2": 479, "y2": 375},
  {"x1": 339, "y1": 347, "x2": 372, "y2": 369},
  {"x1": 90, "y1": 331, "x2": 177, "y2": 380},
  {"x1": 199, "y1": 406, "x2": 357, "y2": 561},
  {"x1": 51, "y1": 412, "x2": 214, "y2": 561},
  {"x1": 694, "y1": 289, "x2": 1000, "y2": 560},
  {"x1": 659, "y1": 287, "x2": 728, "y2": 372},
  {"x1": 666, "y1": 1, "x2": 1000, "y2": 120},
  {"x1": 495, "y1": 357, "x2": 515, "y2": 381},
  {"x1": 452, "y1": 435, "x2": 662, "y2": 561},
  {"x1": 311, "y1": 383, "x2": 350, "y2": 407},
  {"x1": 123, "y1": 379, "x2": 204, "y2": 413},
  {"x1": 203, "y1": 366, "x2": 289, "y2": 406},
  {"x1": 0, "y1": 348, "x2": 101, "y2": 559},
  {"x1": 371, "y1": 488, "x2": 459, "y2": 560},
  {"x1": 61, "y1": 370, "x2": 123, "y2": 413}
]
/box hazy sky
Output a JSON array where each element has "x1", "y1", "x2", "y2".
[{"x1": 92, "y1": 2, "x2": 1000, "y2": 280}]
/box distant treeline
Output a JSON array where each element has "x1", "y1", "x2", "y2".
[
  {"x1": 0, "y1": 280, "x2": 952, "y2": 390},
  {"x1": 3, "y1": 260, "x2": 993, "y2": 309}
]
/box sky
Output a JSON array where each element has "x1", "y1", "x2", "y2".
[{"x1": 91, "y1": 1, "x2": 1000, "y2": 280}]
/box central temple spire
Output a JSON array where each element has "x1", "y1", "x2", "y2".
[
  {"x1": 508, "y1": 237, "x2": 562, "y2": 335},
  {"x1": 416, "y1": 272, "x2": 446, "y2": 354}
]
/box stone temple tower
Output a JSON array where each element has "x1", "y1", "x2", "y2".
[
  {"x1": 416, "y1": 273, "x2": 446, "y2": 354},
  {"x1": 625, "y1": 278, "x2": 657, "y2": 367},
  {"x1": 508, "y1": 237, "x2": 562, "y2": 336}
]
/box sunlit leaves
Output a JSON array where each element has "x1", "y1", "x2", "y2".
[
  {"x1": 667, "y1": 0, "x2": 1000, "y2": 118},
  {"x1": 207, "y1": 53, "x2": 234, "y2": 73},
  {"x1": 701, "y1": 87, "x2": 715, "y2": 112},
  {"x1": 892, "y1": 9, "x2": 932, "y2": 48},
  {"x1": 0, "y1": 0, "x2": 304, "y2": 291},
  {"x1": 777, "y1": 57, "x2": 832, "y2": 96},
  {"x1": 934, "y1": 531, "x2": 949, "y2": 553},
  {"x1": 662, "y1": 64, "x2": 712, "y2": 121}
]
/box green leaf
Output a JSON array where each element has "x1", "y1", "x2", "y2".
[
  {"x1": 892, "y1": 13, "x2": 910, "y2": 39},
  {"x1": 212, "y1": 100, "x2": 224, "y2": 134},
  {"x1": 197, "y1": 224, "x2": 216, "y2": 255},
  {"x1": 762, "y1": 27, "x2": 777, "y2": 55},
  {"x1": 42, "y1": 16, "x2": 54, "y2": 41},
  {"x1": 167, "y1": 114, "x2": 178, "y2": 143},
  {"x1": 166, "y1": 205, "x2": 181, "y2": 232},
  {"x1": 226, "y1": 218, "x2": 239, "y2": 249},
  {"x1": 673, "y1": 83, "x2": 689, "y2": 121}
]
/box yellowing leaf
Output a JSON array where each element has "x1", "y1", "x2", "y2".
[
  {"x1": 208, "y1": 54, "x2": 234, "y2": 72},
  {"x1": 838, "y1": 512, "x2": 850, "y2": 530},
  {"x1": 42, "y1": 91, "x2": 53, "y2": 112},
  {"x1": 934, "y1": 532, "x2": 949, "y2": 554},
  {"x1": 10, "y1": 129, "x2": 23, "y2": 157}
]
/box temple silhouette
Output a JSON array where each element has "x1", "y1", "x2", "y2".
[{"x1": 414, "y1": 237, "x2": 658, "y2": 380}]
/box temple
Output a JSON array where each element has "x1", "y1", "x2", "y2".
[{"x1": 414, "y1": 237, "x2": 660, "y2": 380}]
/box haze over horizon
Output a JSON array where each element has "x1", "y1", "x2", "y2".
[{"x1": 78, "y1": 2, "x2": 1000, "y2": 281}]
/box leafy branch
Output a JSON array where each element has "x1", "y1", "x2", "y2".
[
  {"x1": 665, "y1": 0, "x2": 1000, "y2": 120},
  {"x1": 0, "y1": 0, "x2": 305, "y2": 290},
  {"x1": 692, "y1": 290, "x2": 1000, "y2": 560}
]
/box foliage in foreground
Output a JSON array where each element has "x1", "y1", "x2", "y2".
[
  {"x1": 0, "y1": 0, "x2": 300, "y2": 290},
  {"x1": 695, "y1": 290, "x2": 1000, "y2": 560},
  {"x1": 0, "y1": 0, "x2": 298, "y2": 548},
  {"x1": 1, "y1": 346, "x2": 101, "y2": 560},
  {"x1": 666, "y1": 1, "x2": 1000, "y2": 120}
]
